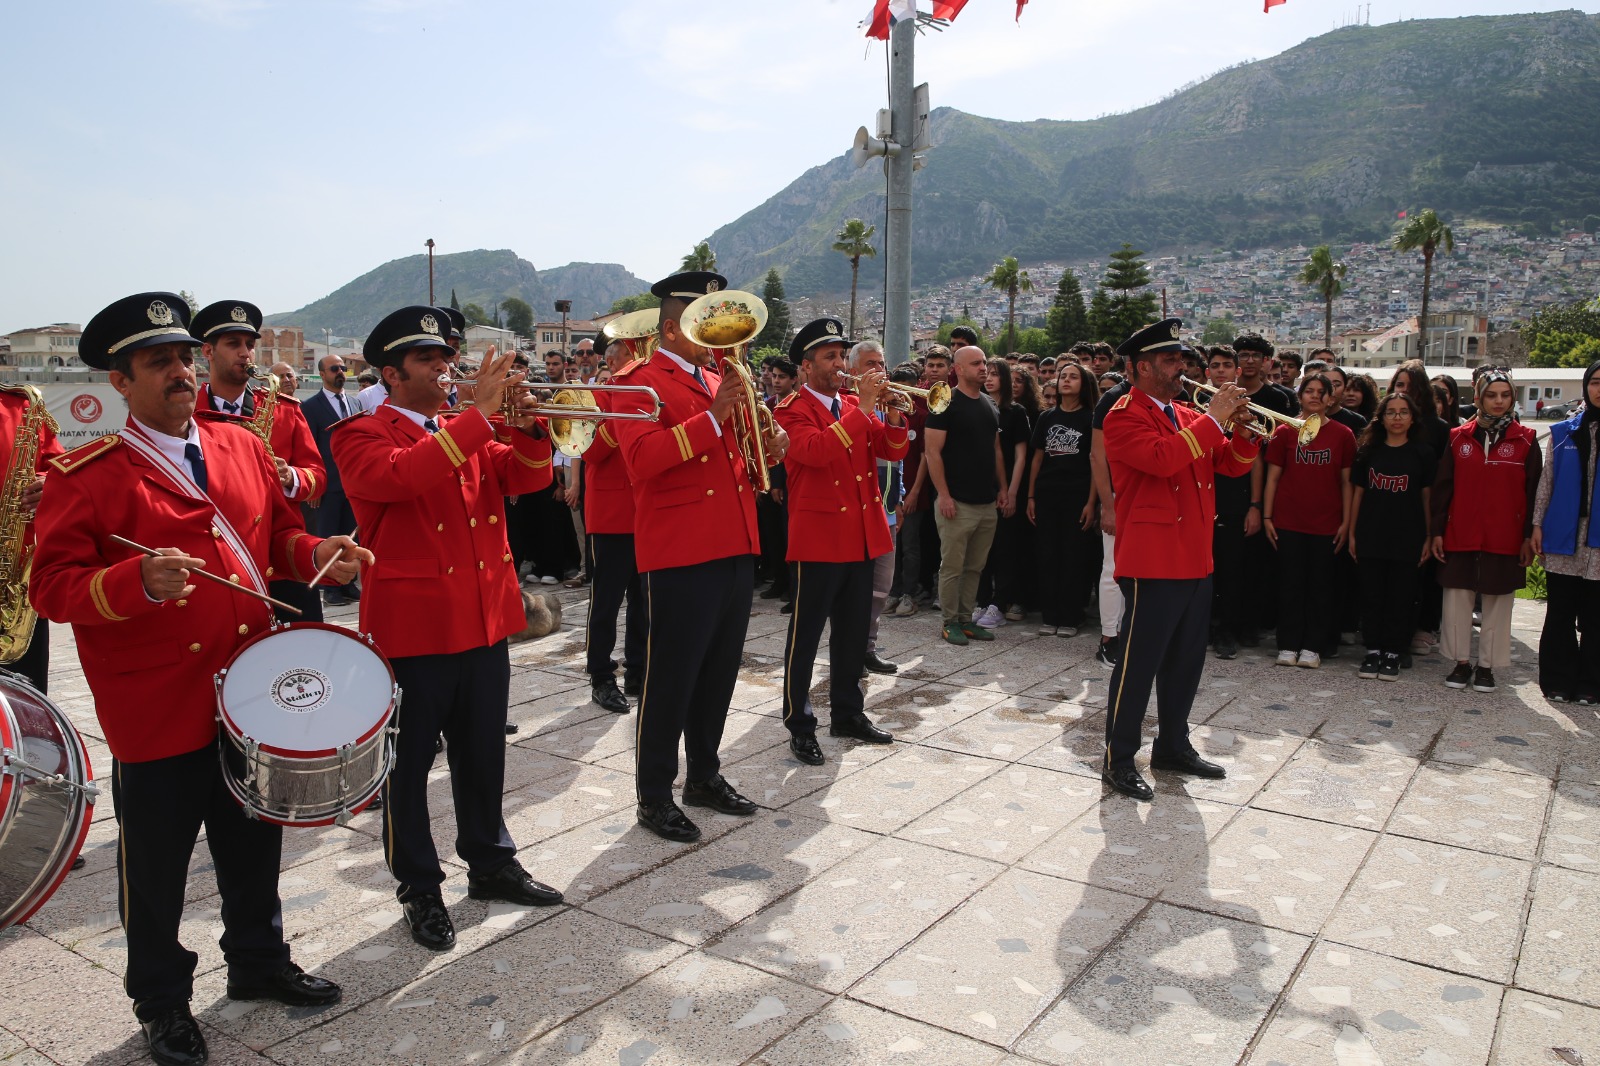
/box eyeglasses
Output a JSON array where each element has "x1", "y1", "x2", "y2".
[
  {"x1": 1383, "y1": 409, "x2": 1411, "y2": 418},
  {"x1": 327, "y1": 364, "x2": 347, "y2": 372}
]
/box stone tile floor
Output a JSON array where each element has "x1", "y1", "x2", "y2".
[{"x1": 4, "y1": 593, "x2": 1598, "y2": 1066}]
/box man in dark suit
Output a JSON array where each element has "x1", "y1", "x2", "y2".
[{"x1": 301, "y1": 353, "x2": 360, "y2": 606}]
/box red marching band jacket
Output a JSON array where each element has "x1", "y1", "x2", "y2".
[
  {"x1": 1102, "y1": 387, "x2": 1259, "y2": 581},
  {"x1": 773, "y1": 389, "x2": 907, "y2": 562},
  {"x1": 610, "y1": 354, "x2": 760, "y2": 573},
  {"x1": 331, "y1": 405, "x2": 553, "y2": 659},
  {"x1": 30, "y1": 419, "x2": 325, "y2": 763},
  {"x1": 196, "y1": 382, "x2": 326, "y2": 503},
  {"x1": 581, "y1": 388, "x2": 636, "y2": 536},
  {"x1": 1441, "y1": 419, "x2": 1537, "y2": 556}
]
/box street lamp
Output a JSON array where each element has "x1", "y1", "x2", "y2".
[
  {"x1": 426, "y1": 239, "x2": 435, "y2": 304},
  {"x1": 554, "y1": 299, "x2": 571, "y2": 353}
]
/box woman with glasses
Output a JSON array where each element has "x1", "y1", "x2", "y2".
[{"x1": 1533, "y1": 359, "x2": 1600, "y2": 704}]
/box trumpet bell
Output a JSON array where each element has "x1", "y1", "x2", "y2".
[
  {"x1": 1296, "y1": 414, "x2": 1325, "y2": 446},
  {"x1": 924, "y1": 381, "x2": 953, "y2": 414},
  {"x1": 547, "y1": 388, "x2": 600, "y2": 457},
  {"x1": 680, "y1": 290, "x2": 768, "y2": 351}
]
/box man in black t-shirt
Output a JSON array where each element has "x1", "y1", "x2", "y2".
[{"x1": 923, "y1": 346, "x2": 1008, "y2": 645}]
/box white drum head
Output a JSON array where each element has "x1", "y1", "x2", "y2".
[{"x1": 219, "y1": 627, "x2": 392, "y2": 753}]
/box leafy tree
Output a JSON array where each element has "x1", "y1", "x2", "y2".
[
  {"x1": 462, "y1": 302, "x2": 491, "y2": 327},
  {"x1": 983, "y1": 256, "x2": 1033, "y2": 354},
  {"x1": 753, "y1": 268, "x2": 793, "y2": 353},
  {"x1": 1584, "y1": 215, "x2": 1600, "y2": 235},
  {"x1": 1529, "y1": 331, "x2": 1600, "y2": 369},
  {"x1": 178, "y1": 290, "x2": 199, "y2": 314},
  {"x1": 610, "y1": 292, "x2": 662, "y2": 314},
  {"x1": 1297, "y1": 244, "x2": 1348, "y2": 348},
  {"x1": 680, "y1": 242, "x2": 717, "y2": 272},
  {"x1": 831, "y1": 219, "x2": 878, "y2": 338},
  {"x1": 1046, "y1": 269, "x2": 1089, "y2": 353},
  {"x1": 936, "y1": 316, "x2": 989, "y2": 354},
  {"x1": 1085, "y1": 244, "x2": 1160, "y2": 344},
  {"x1": 750, "y1": 346, "x2": 785, "y2": 369},
  {"x1": 1013, "y1": 327, "x2": 1051, "y2": 355},
  {"x1": 1201, "y1": 314, "x2": 1238, "y2": 345},
  {"x1": 1391, "y1": 209, "x2": 1454, "y2": 361},
  {"x1": 502, "y1": 297, "x2": 534, "y2": 337},
  {"x1": 1522, "y1": 297, "x2": 1600, "y2": 351},
  {"x1": 450, "y1": 289, "x2": 460, "y2": 311}
]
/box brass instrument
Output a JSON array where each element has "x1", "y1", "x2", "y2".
[
  {"x1": 840, "y1": 373, "x2": 953, "y2": 414},
  {"x1": 433, "y1": 377, "x2": 662, "y2": 458},
  {"x1": 1181, "y1": 376, "x2": 1323, "y2": 445},
  {"x1": 679, "y1": 289, "x2": 775, "y2": 492},
  {"x1": 0, "y1": 385, "x2": 58, "y2": 663},
  {"x1": 602, "y1": 308, "x2": 660, "y2": 364},
  {"x1": 244, "y1": 365, "x2": 279, "y2": 457}
]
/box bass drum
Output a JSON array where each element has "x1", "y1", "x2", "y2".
[{"x1": 0, "y1": 670, "x2": 97, "y2": 929}]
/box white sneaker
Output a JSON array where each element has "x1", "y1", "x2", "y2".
[
  {"x1": 1057, "y1": 626, "x2": 1078, "y2": 638},
  {"x1": 1037, "y1": 624, "x2": 1058, "y2": 636},
  {"x1": 894, "y1": 596, "x2": 918, "y2": 617},
  {"x1": 977, "y1": 605, "x2": 1006, "y2": 628},
  {"x1": 540, "y1": 575, "x2": 558, "y2": 586},
  {"x1": 1276, "y1": 650, "x2": 1298, "y2": 667},
  {"x1": 1297, "y1": 649, "x2": 1322, "y2": 669}
]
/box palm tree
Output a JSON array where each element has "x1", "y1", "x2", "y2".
[
  {"x1": 831, "y1": 219, "x2": 877, "y2": 337},
  {"x1": 1297, "y1": 244, "x2": 1348, "y2": 349},
  {"x1": 1391, "y1": 209, "x2": 1455, "y2": 361},
  {"x1": 983, "y1": 256, "x2": 1033, "y2": 354},
  {"x1": 680, "y1": 241, "x2": 717, "y2": 272}
]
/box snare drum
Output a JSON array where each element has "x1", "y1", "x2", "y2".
[
  {"x1": 215, "y1": 623, "x2": 398, "y2": 827},
  {"x1": 0, "y1": 670, "x2": 97, "y2": 929}
]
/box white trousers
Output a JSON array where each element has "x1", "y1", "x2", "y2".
[{"x1": 1099, "y1": 531, "x2": 1122, "y2": 638}]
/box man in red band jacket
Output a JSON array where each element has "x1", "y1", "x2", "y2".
[
  {"x1": 32, "y1": 292, "x2": 366, "y2": 1066},
  {"x1": 1099, "y1": 318, "x2": 1258, "y2": 802},
  {"x1": 772, "y1": 318, "x2": 907, "y2": 767},
  {"x1": 331, "y1": 307, "x2": 563, "y2": 953}
]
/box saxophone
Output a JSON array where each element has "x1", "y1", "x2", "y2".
[
  {"x1": 0, "y1": 385, "x2": 59, "y2": 663},
  {"x1": 244, "y1": 365, "x2": 278, "y2": 457}
]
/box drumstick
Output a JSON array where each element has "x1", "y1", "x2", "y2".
[
  {"x1": 108, "y1": 535, "x2": 302, "y2": 616},
  {"x1": 306, "y1": 543, "x2": 349, "y2": 589}
]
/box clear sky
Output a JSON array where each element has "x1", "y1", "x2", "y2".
[{"x1": 1, "y1": 0, "x2": 1581, "y2": 331}]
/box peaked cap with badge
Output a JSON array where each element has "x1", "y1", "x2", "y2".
[
  {"x1": 436, "y1": 305, "x2": 467, "y2": 342},
  {"x1": 649, "y1": 271, "x2": 727, "y2": 302},
  {"x1": 190, "y1": 300, "x2": 262, "y2": 342},
  {"x1": 363, "y1": 305, "x2": 454, "y2": 369},
  {"x1": 789, "y1": 317, "x2": 848, "y2": 362},
  {"x1": 1115, "y1": 317, "x2": 1185, "y2": 362},
  {"x1": 79, "y1": 292, "x2": 202, "y2": 371}
]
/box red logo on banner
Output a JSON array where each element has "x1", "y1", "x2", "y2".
[{"x1": 70, "y1": 394, "x2": 103, "y2": 423}]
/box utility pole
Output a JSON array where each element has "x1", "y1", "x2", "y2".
[
  {"x1": 883, "y1": 17, "x2": 914, "y2": 368},
  {"x1": 426, "y1": 238, "x2": 436, "y2": 304}
]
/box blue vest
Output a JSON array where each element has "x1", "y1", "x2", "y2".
[{"x1": 1541, "y1": 412, "x2": 1600, "y2": 556}]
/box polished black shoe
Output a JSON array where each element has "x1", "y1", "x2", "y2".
[
  {"x1": 591, "y1": 677, "x2": 629, "y2": 714},
  {"x1": 623, "y1": 672, "x2": 643, "y2": 697},
  {"x1": 830, "y1": 714, "x2": 893, "y2": 744},
  {"x1": 779, "y1": 600, "x2": 794, "y2": 614},
  {"x1": 402, "y1": 894, "x2": 456, "y2": 951},
  {"x1": 637, "y1": 800, "x2": 701, "y2": 843},
  {"x1": 344, "y1": 583, "x2": 361, "y2": 601},
  {"x1": 1101, "y1": 766, "x2": 1153, "y2": 801},
  {"x1": 759, "y1": 583, "x2": 787, "y2": 600},
  {"x1": 504, "y1": 721, "x2": 519, "y2": 734},
  {"x1": 683, "y1": 774, "x2": 758, "y2": 816},
  {"x1": 789, "y1": 733, "x2": 824, "y2": 765},
  {"x1": 226, "y1": 961, "x2": 342, "y2": 1007},
  {"x1": 321, "y1": 590, "x2": 352, "y2": 608},
  {"x1": 71, "y1": 854, "x2": 86, "y2": 871},
  {"x1": 142, "y1": 1007, "x2": 208, "y2": 1066},
  {"x1": 1149, "y1": 748, "x2": 1227, "y2": 779},
  {"x1": 863, "y1": 652, "x2": 899, "y2": 675},
  {"x1": 467, "y1": 861, "x2": 563, "y2": 906}
]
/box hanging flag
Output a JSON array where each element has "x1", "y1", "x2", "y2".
[
  {"x1": 1017, "y1": 0, "x2": 1029, "y2": 20},
  {"x1": 862, "y1": 0, "x2": 917, "y2": 40},
  {"x1": 1397, "y1": 210, "x2": 1408, "y2": 219},
  {"x1": 932, "y1": 0, "x2": 970, "y2": 21},
  {"x1": 1264, "y1": 0, "x2": 1287, "y2": 10}
]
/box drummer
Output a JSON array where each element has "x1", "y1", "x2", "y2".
[{"x1": 29, "y1": 294, "x2": 369, "y2": 1066}]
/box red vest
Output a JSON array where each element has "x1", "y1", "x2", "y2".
[{"x1": 1443, "y1": 420, "x2": 1534, "y2": 556}]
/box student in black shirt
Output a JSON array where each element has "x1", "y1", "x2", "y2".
[
  {"x1": 1349, "y1": 392, "x2": 1434, "y2": 680},
  {"x1": 1313, "y1": 358, "x2": 1368, "y2": 648},
  {"x1": 976, "y1": 358, "x2": 1031, "y2": 627},
  {"x1": 1233, "y1": 334, "x2": 1293, "y2": 636},
  {"x1": 1202, "y1": 346, "x2": 1255, "y2": 658},
  {"x1": 1388, "y1": 360, "x2": 1451, "y2": 653},
  {"x1": 1027, "y1": 363, "x2": 1100, "y2": 635}
]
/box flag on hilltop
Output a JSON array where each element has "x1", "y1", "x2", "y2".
[
  {"x1": 932, "y1": 0, "x2": 970, "y2": 21},
  {"x1": 1397, "y1": 209, "x2": 1409, "y2": 219},
  {"x1": 1264, "y1": 0, "x2": 1287, "y2": 10},
  {"x1": 863, "y1": 0, "x2": 916, "y2": 39}
]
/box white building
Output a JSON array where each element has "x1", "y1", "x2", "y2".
[{"x1": 3, "y1": 324, "x2": 84, "y2": 368}]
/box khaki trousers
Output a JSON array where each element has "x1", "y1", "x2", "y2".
[
  {"x1": 934, "y1": 500, "x2": 998, "y2": 626},
  {"x1": 1441, "y1": 587, "x2": 1514, "y2": 669}
]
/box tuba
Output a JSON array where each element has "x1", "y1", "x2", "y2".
[
  {"x1": 0, "y1": 385, "x2": 58, "y2": 663},
  {"x1": 602, "y1": 308, "x2": 660, "y2": 364},
  {"x1": 679, "y1": 290, "x2": 775, "y2": 492}
]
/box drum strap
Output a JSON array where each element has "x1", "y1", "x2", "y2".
[{"x1": 120, "y1": 423, "x2": 269, "y2": 597}]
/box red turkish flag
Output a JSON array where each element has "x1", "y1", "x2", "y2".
[
  {"x1": 932, "y1": 0, "x2": 970, "y2": 20},
  {"x1": 1264, "y1": 0, "x2": 1287, "y2": 10},
  {"x1": 863, "y1": 0, "x2": 891, "y2": 40},
  {"x1": 1016, "y1": 0, "x2": 1029, "y2": 20}
]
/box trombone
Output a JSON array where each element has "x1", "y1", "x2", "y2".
[
  {"x1": 434, "y1": 377, "x2": 662, "y2": 457},
  {"x1": 839, "y1": 373, "x2": 953, "y2": 414},
  {"x1": 1180, "y1": 376, "x2": 1323, "y2": 445},
  {"x1": 679, "y1": 289, "x2": 777, "y2": 492}
]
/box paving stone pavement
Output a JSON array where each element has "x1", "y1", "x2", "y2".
[{"x1": 4, "y1": 592, "x2": 1597, "y2": 1066}]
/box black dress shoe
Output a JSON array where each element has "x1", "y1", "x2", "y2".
[
  {"x1": 683, "y1": 774, "x2": 757, "y2": 816},
  {"x1": 71, "y1": 854, "x2": 86, "y2": 871},
  {"x1": 321, "y1": 590, "x2": 351, "y2": 607},
  {"x1": 623, "y1": 673, "x2": 643, "y2": 697},
  {"x1": 1149, "y1": 748, "x2": 1227, "y2": 779},
  {"x1": 1101, "y1": 766, "x2": 1154, "y2": 801},
  {"x1": 863, "y1": 652, "x2": 899, "y2": 674},
  {"x1": 467, "y1": 861, "x2": 563, "y2": 906},
  {"x1": 402, "y1": 894, "x2": 456, "y2": 951},
  {"x1": 789, "y1": 733, "x2": 824, "y2": 765},
  {"x1": 780, "y1": 600, "x2": 793, "y2": 614},
  {"x1": 637, "y1": 800, "x2": 701, "y2": 843},
  {"x1": 226, "y1": 962, "x2": 342, "y2": 1007},
  {"x1": 141, "y1": 1007, "x2": 207, "y2": 1066},
  {"x1": 830, "y1": 714, "x2": 893, "y2": 744},
  {"x1": 591, "y1": 677, "x2": 629, "y2": 714},
  {"x1": 344, "y1": 583, "x2": 361, "y2": 601}
]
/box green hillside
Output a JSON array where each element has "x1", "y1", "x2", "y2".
[{"x1": 706, "y1": 10, "x2": 1600, "y2": 295}]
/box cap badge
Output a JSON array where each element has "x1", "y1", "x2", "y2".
[
  {"x1": 706, "y1": 280, "x2": 721, "y2": 294},
  {"x1": 230, "y1": 306, "x2": 248, "y2": 323},
  {"x1": 421, "y1": 314, "x2": 440, "y2": 335},
  {"x1": 1168, "y1": 323, "x2": 1180, "y2": 339},
  {"x1": 147, "y1": 300, "x2": 174, "y2": 326},
  {"x1": 826, "y1": 321, "x2": 840, "y2": 336}
]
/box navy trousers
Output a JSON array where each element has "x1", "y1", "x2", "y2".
[
  {"x1": 1102, "y1": 575, "x2": 1212, "y2": 771},
  {"x1": 585, "y1": 532, "x2": 646, "y2": 682},
  {"x1": 781, "y1": 559, "x2": 873, "y2": 736}
]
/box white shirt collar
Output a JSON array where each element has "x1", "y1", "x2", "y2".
[
  {"x1": 322, "y1": 387, "x2": 348, "y2": 408},
  {"x1": 803, "y1": 383, "x2": 841, "y2": 411},
  {"x1": 130, "y1": 415, "x2": 200, "y2": 468},
  {"x1": 656, "y1": 347, "x2": 705, "y2": 379}
]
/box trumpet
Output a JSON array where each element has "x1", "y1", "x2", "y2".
[
  {"x1": 1180, "y1": 376, "x2": 1323, "y2": 445},
  {"x1": 679, "y1": 289, "x2": 777, "y2": 492},
  {"x1": 839, "y1": 373, "x2": 953, "y2": 414},
  {"x1": 434, "y1": 377, "x2": 662, "y2": 457}
]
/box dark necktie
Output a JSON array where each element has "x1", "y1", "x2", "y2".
[
  {"x1": 1164, "y1": 405, "x2": 1179, "y2": 428},
  {"x1": 692, "y1": 366, "x2": 709, "y2": 394},
  {"x1": 221, "y1": 399, "x2": 239, "y2": 415},
  {"x1": 184, "y1": 442, "x2": 208, "y2": 493},
  {"x1": 423, "y1": 418, "x2": 439, "y2": 435},
  {"x1": 335, "y1": 394, "x2": 349, "y2": 419},
  {"x1": 830, "y1": 397, "x2": 841, "y2": 421}
]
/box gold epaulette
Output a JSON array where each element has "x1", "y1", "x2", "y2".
[
  {"x1": 1111, "y1": 394, "x2": 1131, "y2": 411},
  {"x1": 49, "y1": 434, "x2": 121, "y2": 475},
  {"x1": 270, "y1": 390, "x2": 302, "y2": 407},
  {"x1": 328, "y1": 409, "x2": 371, "y2": 434},
  {"x1": 612, "y1": 358, "x2": 645, "y2": 379},
  {"x1": 775, "y1": 393, "x2": 798, "y2": 409}
]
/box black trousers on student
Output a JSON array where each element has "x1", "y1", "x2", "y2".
[
  {"x1": 586, "y1": 532, "x2": 646, "y2": 682},
  {"x1": 1103, "y1": 575, "x2": 1211, "y2": 771},
  {"x1": 113, "y1": 745, "x2": 289, "y2": 1021},
  {"x1": 1275, "y1": 529, "x2": 1334, "y2": 653},
  {"x1": 10, "y1": 616, "x2": 49, "y2": 693},
  {"x1": 382, "y1": 641, "x2": 516, "y2": 903},
  {"x1": 1034, "y1": 487, "x2": 1099, "y2": 628},
  {"x1": 635, "y1": 555, "x2": 753, "y2": 803},
  {"x1": 1212, "y1": 512, "x2": 1248, "y2": 641},
  {"x1": 1542, "y1": 572, "x2": 1600, "y2": 698},
  {"x1": 781, "y1": 559, "x2": 873, "y2": 736},
  {"x1": 1358, "y1": 556, "x2": 1419, "y2": 656}
]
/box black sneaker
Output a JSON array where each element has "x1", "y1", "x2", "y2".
[
  {"x1": 1399, "y1": 652, "x2": 1413, "y2": 670},
  {"x1": 1358, "y1": 652, "x2": 1381, "y2": 679},
  {"x1": 1214, "y1": 632, "x2": 1238, "y2": 660},
  {"x1": 1095, "y1": 639, "x2": 1120, "y2": 668},
  {"x1": 1379, "y1": 653, "x2": 1401, "y2": 682},
  {"x1": 1471, "y1": 666, "x2": 1496, "y2": 692},
  {"x1": 1444, "y1": 663, "x2": 1473, "y2": 689}
]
